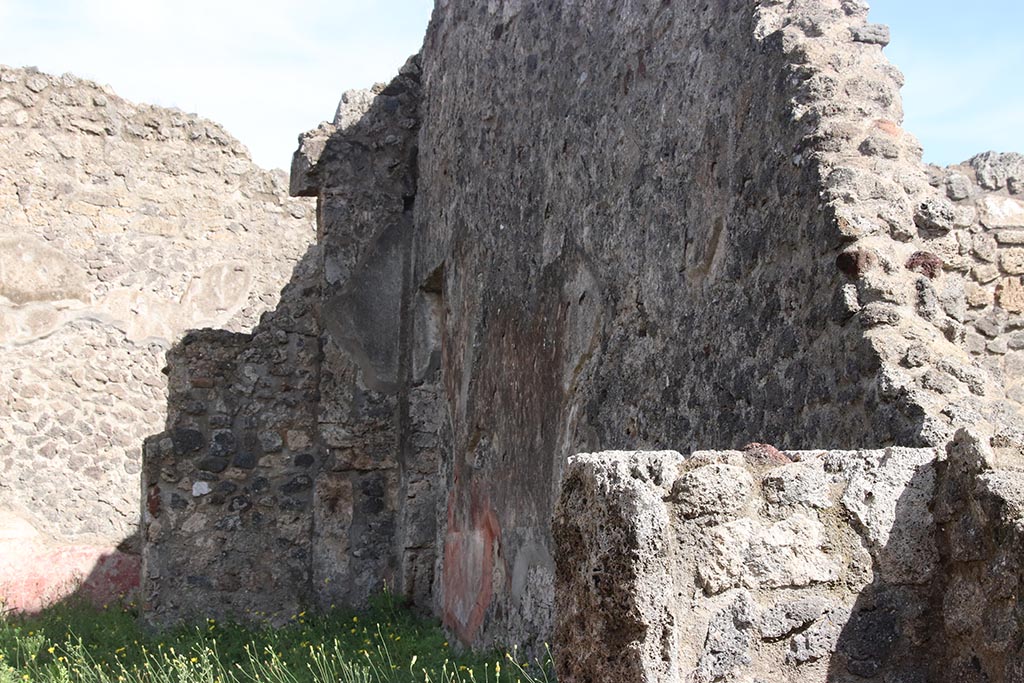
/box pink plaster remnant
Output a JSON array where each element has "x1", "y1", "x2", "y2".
[
  {"x1": 441, "y1": 486, "x2": 503, "y2": 644},
  {"x1": 0, "y1": 525, "x2": 139, "y2": 612}
]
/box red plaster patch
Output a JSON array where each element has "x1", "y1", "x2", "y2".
[
  {"x1": 147, "y1": 484, "x2": 161, "y2": 517},
  {"x1": 0, "y1": 538, "x2": 139, "y2": 612},
  {"x1": 874, "y1": 119, "x2": 901, "y2": 137},
  {"x1": 441, "y1": 487, "x2": 502, "y2": 644}
]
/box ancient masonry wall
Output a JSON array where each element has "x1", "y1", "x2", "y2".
[
  {"x1": 0, "y1": 65, "x2": 316, "y2": 610},
  {"x1": 414, "y1": 0, "x2": 1023, "y2": 649},
  {"x1": 140, "y1": 60, "x2": 429, "y2": 625},
  {"x1": 553, "y1": 433, "x2": 1024, "y2": 682},
  {"x1": 139, "y1": 0, "x2": 1024, "y2": 663}
]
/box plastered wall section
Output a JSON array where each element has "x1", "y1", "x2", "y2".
[{"x1": 0, "y1": 65, "x2": 315, "y2": 608}]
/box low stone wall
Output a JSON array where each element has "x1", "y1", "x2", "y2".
[
  {"x1": 141, "y1": 256, "x2": 323, "y2": 625},
  {"x1": 553, "y1": 435, "x2": 1024, "y2": 682}
]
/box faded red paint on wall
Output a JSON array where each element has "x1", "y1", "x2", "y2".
[
  {"x1": 0, "y1": 537, "x2": 139, "y2": 612},
  {"x1": 441, "y1": 485, "x2": 503, "y2": 643}
]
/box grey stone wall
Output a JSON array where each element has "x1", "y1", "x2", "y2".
[
  {"x1": 140, "y1": 58, "x2": 431, "y2": 623},
  {"x1": 413, "y1": 0, "x2": 1024, "y2": 649},
  {"x1": 140, "y1": 255, "x2": 323, "y2": 624},
  {"x1": 135, "y1": 0, "x2": 1024, "y2": 660},
  {"x1": 554, "y1": 437, "x2": 1024, "y2": 681},
  {"x1": 0, "y1": 65, "x2": 315, "y2": 608},
  {"x1": 921, "y1": 155, "x2": 1024, "y2": 416},
  {"x1": 415, "y1": 0, "x2": 895, "y2": 649}
]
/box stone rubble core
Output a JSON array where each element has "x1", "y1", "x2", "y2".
[
  {"x1": 0, "y1": 64, "x2": 316, "y2": 610},
  {"x1": 137, "y1": 0, "x2": 1024, "y2": 678},
  {"x1": 553, "y1": 432, "x2": 1024, "y2": 682}
]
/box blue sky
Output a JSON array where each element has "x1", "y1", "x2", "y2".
[
  {"x1": 870, "y1": 0, "x2": 1024, "y2": 167},
  {"x1": 0, "y1": 0, "x2": 1019, "y2": 170}
]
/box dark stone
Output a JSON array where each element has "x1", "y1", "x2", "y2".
[
  {"x1": 171, "y1": 428, "x2": 203, "y2": 455},
  {"x1": 294, "y1": 452, "x2": 315, "y2": 468},
  {"x1": 214, "y1": 516, "x2": 242, "y2": 531},
  {"x1": 170, "y1": 494, "x2": 189, "y2": 511},
  {"x1": 186, "y1": 575, "x2": 212, "y2": 589},
  {"x1": 841, "y1": 606, "x2": 899, "y2": 677},
  {"x1": 209, "y1": 430, "x2": 237, "y2": 458},
  {"x1": 197, "y1": 456, "x2": 229, "y2": 473},
  {"x1": 229, "y1": 495, "x2": 252, "y2": 512},
  {"x1": 836, "y1": 248, "x2": 879, "y2": 278},
  {"x1": 742, "y1": 442, "x2": 791, "y2": 465},
  {"x1": 215, "y1": 481, "x2": 238, "y2": 495},
  {"x1": 232, "y1": 451, "x2": 259, "y2": 469},
  {"x1": 906, "y1": 251, "x2": 943, "y2": 279},
  {"x1": 279, "y1": 496, "x2": 307, "y2": 511},
  {"x1": 182, "y1": 400, "x2": 206, "y2": 416},
  {"x1": 208, "y1": 414, "x2": 232, "y2": 428},
  {"x1": 281, "y1": 475, "x2": 313, "y2": 495}
]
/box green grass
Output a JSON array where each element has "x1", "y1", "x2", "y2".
[{"x1": 0, "y1": 596, "x2": 554, "y2": 683}]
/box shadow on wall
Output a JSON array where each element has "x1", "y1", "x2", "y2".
[
  {"x1": 825, "y1": 454, "x2": 937, "y2": 682},
  {"x1": 827, "y1": 432, "x2": 1024, "y2": 682},
  {"x1": 0, "y1": 528, "x2": 140, "y2": 616}
]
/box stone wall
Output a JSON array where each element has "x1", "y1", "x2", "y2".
[
  {"x1": 0, "y1": 65, "x2": 315, "y2": 609},
  {"x1": 553, "y1": 434, "x2": 1024, "y2": 681},
  {"x1": 412, "y1": 0, "x2": 1024, "y2": 649},
  {"x1": 923, "y1": 155, "x2": 1024, "y2": 413},
  {"x1": 136, "y1": 0, "x2": 1024, "y2": 660},
  {"x1": 140, "y1": 59, "x2": 429, "y2": 624}
]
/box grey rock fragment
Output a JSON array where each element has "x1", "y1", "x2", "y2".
[
  {"x1": 787, "y1": 609, "x2": 841, "y2": 665},
  {"x1": 946, "y1": 172, "x2": 973, "y2": 201},
  {"x1": 258, "y1": 430, "x2": 284, "y2": 453},
  {"x1": 969, "y1": 151, "x2": 1024, "y2": 191},
  {"x1": 914, "y1": 196, "x2": 958, "y2": 233},
  {"x1": 850, "y1": 23, "x2": 890, "y2": 46},
  {"x1": 762, "y1": 463, "x2": 832, "y2": 508},
  {"x1": 694, "y1": 591, "x2": 759, "y2": 683},
  {"x1": 760, "y1": 596, "x2": 830, "y2": 640},
  {"x1": 671, "y1": 464, "x2": 753, "y2": 519}
]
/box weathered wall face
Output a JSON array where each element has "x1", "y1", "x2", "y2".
[
  {"x1": 140, "y1": 59, "x2": 428, "y2": 624},
  {"x1": 135, "y1": 0, "x2": 1024, "y2": 659},
  {"x1": 141, "y1": 269, "x2": 323, "y2": 624},
  {"x1": 414, "y1": 0, "x2": 904, "y2": 648},
  {"x1": 554, "y1": 436, "x2": 1024, "y2": 682},
  {"x1": 414, "y1": 0, "x2": 1024, "y2": 649},
  {"x1": 296, "y1": 59, "x2": 435, "y2": 614},
  {"x1": 0, "y1": 65, "x2": 315, "y2": 609}
]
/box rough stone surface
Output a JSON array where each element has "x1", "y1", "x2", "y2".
[
  {"x1": 555, "y1": 443, "x2": 1024, "y2": 682},
  {"x1": 0, "y1": 64, "x2": 315, "y2": 608},
  {"x1": 141, "y1": 60, "x2": 425, "y2": 626},
  {"x1": 130, "y1": 0, "x2": 1024, "y2": 673}
]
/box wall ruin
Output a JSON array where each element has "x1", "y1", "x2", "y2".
[
  {"x1": 133, "y1": 0, "x2": 1024, "y2": 678},
  {"x1": 0, "y1": 65, "x2": 315, "y2": 610},
  {"x1": 140, "y1": 61, "x2": 428, "y2": 625}
]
